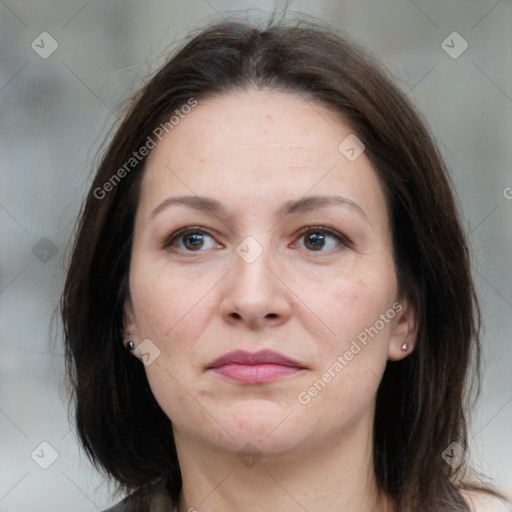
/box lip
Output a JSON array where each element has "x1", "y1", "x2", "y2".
[
  {"x1": 207, "y1": 350, "x2": 306, "y2": 384},
  {"x1": 208, "y1": 349, "x2": 303, "y2": 368}
]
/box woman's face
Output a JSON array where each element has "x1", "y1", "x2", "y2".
[{"x1": 125, "y1": 90, "x2": 414, "y2": 459}]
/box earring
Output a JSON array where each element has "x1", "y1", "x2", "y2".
[
  {"x1": 401, "y1": 343, "x2": 408, "y2": 352},
  {"x1": 124, "y1": 329, "x2": 135, "y2": 351}
]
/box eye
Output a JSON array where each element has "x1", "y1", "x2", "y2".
[
  {"x1": 294, "y1": 226, "x2": 348, "y2": 252},
  {"x1": 163, "y1": 226, "x2": 221, "y2": 252}
]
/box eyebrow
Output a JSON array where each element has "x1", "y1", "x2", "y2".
[
  {"x1": 150, "y1": 195, "x2": 229, "y2": 219},
  {"x1": 278, "y1": 195, "x2": 368, "y2": 220},
  {"x1": 150, "y1": 194, "x2": 368, "y2": 221}
]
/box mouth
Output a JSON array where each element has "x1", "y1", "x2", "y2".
[{"x1": 206, "y1": 349, "x2": 306, "y2": 384}]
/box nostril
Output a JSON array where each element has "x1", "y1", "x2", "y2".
[{"x1": 266, "y1": 313, "x2": 278, "y2": 319}]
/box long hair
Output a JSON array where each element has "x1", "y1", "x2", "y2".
[{"x1": 61, "y1": 18, "x2": 503, "y2": 510}]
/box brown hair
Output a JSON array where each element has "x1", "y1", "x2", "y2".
[{"x1": 61, "y1": 17, "x2": 504, "y2": 510}]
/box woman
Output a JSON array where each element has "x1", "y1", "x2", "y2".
[{"x1": 61, "y1": 17, "x2": 506, "y2": 511}]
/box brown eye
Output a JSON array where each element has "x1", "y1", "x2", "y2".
[
  {"x1": 182, "y1": 232, "x2": 206, "y2": 250},
  {"x1": 164, "y1": 227, "x2": 220, "y2": 252},
  {"x1": 304, "y1": 232, "x2": 326, "y2": 251},
  {"x1": 296, "y1": 227, "x2": 347, "y2": 252}
]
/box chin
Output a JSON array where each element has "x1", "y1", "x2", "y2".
[{"x1": 207, "y1": 400, "x2": 314, "y2": 455}]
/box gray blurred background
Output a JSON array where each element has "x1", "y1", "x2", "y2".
[{"x1": 1, "y1": 0, "x2": 511, "y2": 510}]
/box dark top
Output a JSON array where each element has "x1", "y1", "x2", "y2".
[
  {"x1": 103, "y1": 502, "x2": 125, "y2": 512},
  {"x1": 102, "y1": 492, "x2": 177, "y2": 511}
]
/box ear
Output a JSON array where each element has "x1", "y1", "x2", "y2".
[
  {"x1": 388, "y1": 295, "x2": 418, "y2": 361},
  {"x1": 122, "y1": 295, "x2": 137, "y2": 336}
]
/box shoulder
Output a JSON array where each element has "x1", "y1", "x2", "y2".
[
  {"x1": 461, "y1": 490, "x2": 511, "y2": 512},
  {"x1": 103, "y1": 501, "x2": 126, "y2": 512},
  {"x1": 102, "y1": 491, "x2": 177, "y2": 512},
  {"x1": 103, "y1": 497, "x2": 134, "y2": 512}
]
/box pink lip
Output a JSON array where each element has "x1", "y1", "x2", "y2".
[{"x1": 207, "y1": 350, "x2": 306, "y2": 384}]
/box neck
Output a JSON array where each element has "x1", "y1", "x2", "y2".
[{"x1": 174, "y1": 413, "x2": 393, "y2": 512}]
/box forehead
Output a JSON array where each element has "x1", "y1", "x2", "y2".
[
  {"x1": 138, "y1": 89, "x2": 388, "y2": 224},
  {"x1": 148, "y1": 90, "x2": 346, "y2": 166}
]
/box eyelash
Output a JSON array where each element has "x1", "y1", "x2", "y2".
[
  {"x1": 161, "y1": 226, "x2": 219, "y2": 251},
  {"x1": 161, "y1": 225, "x2": 351, "y2": 253},
  {"x1": 294, "y1": 225, "x2": 351, "y2": 250}
]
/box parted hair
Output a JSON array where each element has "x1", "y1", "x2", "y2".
[{"x1": 61, "y1": 17, "x2": 503, "y2": 511}]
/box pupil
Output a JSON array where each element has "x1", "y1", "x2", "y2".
[
  {"x1": 306, "y1": 232, "x2": 324, "y2": 250},
  {"x1": 185, "y1": 233, "x2": 203, "y2": 249}
]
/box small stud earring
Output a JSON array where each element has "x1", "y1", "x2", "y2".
[
  {"x1": 401, "y1": 343, "x2": 408, "y2": 352},
  {"x1": 124, "y1": 329, "x2": 135, "y2": 351}
]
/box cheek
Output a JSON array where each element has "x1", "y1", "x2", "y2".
[
  {"x1": 128, "y1": 256, "x2": 227, "y2": 415},
  {"x1": 296, "y1": 278, "x2": 395, "y2": 425},
  {"x1": 304, "y1": 266, "x2": 397, "y2": 346},
  {"x1": 129, "y1": 262, "x2": 218, "y2": 424},
  {"x1": 130, "y1": 255, "x2": 217, "y2": 342}
]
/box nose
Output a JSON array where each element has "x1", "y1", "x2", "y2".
[{"x1": 219, "y1": 244, "x2": 292, "y2": 329}]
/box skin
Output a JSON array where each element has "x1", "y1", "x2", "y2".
[{"x1": 124, "y1": 89, "x2": 418, "y2": 512}]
